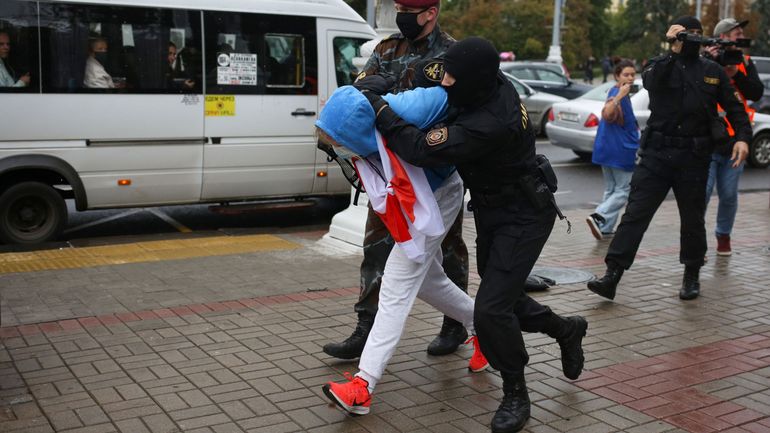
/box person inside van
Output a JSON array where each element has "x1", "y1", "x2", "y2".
[
  {"x1": 0, "y1": 31, "x2": 31, "y2": 88},
  {"x1": 166, "y1": 42, "x2": 195, "y2": 90},
  {"x1": 84, "y1": 37, "x2": 123, "y2": 89}
]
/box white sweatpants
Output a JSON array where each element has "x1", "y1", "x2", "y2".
[{"x1": 357, "y1": 172, "x2": 475, "y2": 391}]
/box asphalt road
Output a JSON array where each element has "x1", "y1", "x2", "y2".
[{"x1": 5, "y1": 138, "x2": 769, "y2": 250}]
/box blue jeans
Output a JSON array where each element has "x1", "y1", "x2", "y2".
[
  {"x1": 705, "y1": 153, "x2": 744, "y2": 236},
  {"x1": 595, "y1": 166, "x2": 633, "y2": 233}
]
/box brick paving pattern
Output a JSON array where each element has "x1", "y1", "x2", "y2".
[{"x1": 1, "y1": 192, "x2": 769, "y2": 432}]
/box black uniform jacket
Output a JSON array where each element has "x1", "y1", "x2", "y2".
[
  {"x1": 732, "y1": 55, "x2": 764, "y2": 102},
  {"x1": 642, "y1": 52, "x2": 752, "y2": 144},
  {"x1": 374, "y1": 72, "x2": 536, "y2": 195}
]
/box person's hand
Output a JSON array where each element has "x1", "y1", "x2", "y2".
[
  {"x1": 724, "y1": 65, "x2": 738, "y2": 78},
  {"x1": 617, "y1": 82, "x2": 632, "y2": 98},
  {"x1": 731, "y1": 141, "x2": 749, "y2": 168},
  {"x1": 666, "y1": 24, "x2": 686, "y2": 53},
  {"x1": 353, "y1": 74, "x2": 393, "y2": 95},
  {"x1": 19, "y1": 73, "x2": 31, "y2": 85},
  {"x1": 183, "y1": 79, "x2": 195, "y2": 89},
  {"x1": 704, "y1": 45, "x2": 720, "y2": 59}
]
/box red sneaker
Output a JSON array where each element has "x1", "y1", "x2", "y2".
[
  {"x1": 716, "y1": 234, "x2": 732, "y2": 256},
  {"x1": 467, "y1": 336, "x2": 489, "y2": 372},
  {"x1": 322, "y1": 373, "x2": 371, "y2": 415}
]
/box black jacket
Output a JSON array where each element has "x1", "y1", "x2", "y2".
[
  {"x1": 375, "y1": 72, "x2": 536, "y2": 195},
  {"x1": 642, "y1": 52, "x2": 752, "y2": 143},
  {"x1": 731, "y1": 55, "x2": 764, "y2": 102}
]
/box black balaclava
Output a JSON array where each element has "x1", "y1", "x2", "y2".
[
  {"x1": 442, "y1": 37, "x2": 499, "y2": 107},
  {"x1": 396, "y1": 8, "x2": 430, "y2": 40},
  {"x1": 672, "y1": 15, "x2": 703, "y2": 60}
]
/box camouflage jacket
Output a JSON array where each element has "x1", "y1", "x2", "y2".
[{"x1": 360, "y1": 25, "x2": 454, "y2": 92}]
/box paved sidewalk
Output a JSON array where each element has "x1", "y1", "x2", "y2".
[{"x1": 1, "y1": 192, "x2": 769, "y2": 433}]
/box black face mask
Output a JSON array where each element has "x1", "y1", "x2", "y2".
[
  {"x1": 94, "y1": 52, "x2": 109, "y2": 66},
  {"x1": 680, "y1": 40, "x2": 701, "y2": 61},
  {"x1": 444, "y1": 81, "x2": 477, "y2": 107},
  {"x1": 396, "y1": 8, "x2": 429, "y2": 40}
]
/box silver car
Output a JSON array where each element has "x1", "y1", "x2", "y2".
[
  {"x1": 503, "y1": 72, "x2": 567, "y2": 135},
  {"x1": 546, "y1": 79, "x2": 770, "y2": 168}
]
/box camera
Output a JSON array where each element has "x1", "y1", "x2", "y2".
[{"x1": 675, "y1": 32, "x2": 751, "y2": 66}]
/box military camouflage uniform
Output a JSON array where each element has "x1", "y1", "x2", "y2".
[{"x1": 354, "y1": 26, "x2": 470, "y2": 318}]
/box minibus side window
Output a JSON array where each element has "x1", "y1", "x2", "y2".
[
  {"x1": 204, "y1": 12, "x2": 317, "y2": 95},
  {"x1": 333, "y1": 37, "x2": 368, "y2": 87},
  {"x1": 0, "y1": 1, "x2": 40, "y2": 93},
  {"x1": 39, "y1": 3, "x2": 202, "y2": 94}
]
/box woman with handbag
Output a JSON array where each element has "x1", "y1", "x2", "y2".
[{"x1": 586, "y1": 59, "x2": 640, "y2": 240}]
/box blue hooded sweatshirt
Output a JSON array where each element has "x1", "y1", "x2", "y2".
[{"x1": 315, "y1": 85, "x2": 454, "y2": 190}]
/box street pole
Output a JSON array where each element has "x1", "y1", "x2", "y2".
[
  {"x1": 695, "y1": 0, "x2": 702, "y2": 20},
  {"x1": 546, "y1": 0, "x2": 563, "y2": 63},
  {"x1": 366, "y1": 0, "x2": 375, "y2": 28}
]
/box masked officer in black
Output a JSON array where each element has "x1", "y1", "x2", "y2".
[
  {"x1": 361, "y1": 36, "x2": 588, "y2": 433},
  {"x1": 587, "y1": 16, "x2": 751, "y2": 301}
]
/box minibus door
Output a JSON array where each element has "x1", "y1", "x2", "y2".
[{"x1": 200, "y1": 12, "x2": 319, "y2": 201}]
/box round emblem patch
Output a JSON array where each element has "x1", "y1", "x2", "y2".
[{"x1": 426, "y1": 127, "x2": 448, "y2": 146}]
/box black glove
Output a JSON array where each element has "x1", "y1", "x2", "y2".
[
  {"x1": 353, "y1": 74, "x2": 393, "y2": 95},
  {"x1": 362, "y1": 90, "x2": 388, "y2": 117}
]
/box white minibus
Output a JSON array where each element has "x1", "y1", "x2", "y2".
[{"x1": 0, "y1": 0, "x2": 375, "y2": 244}]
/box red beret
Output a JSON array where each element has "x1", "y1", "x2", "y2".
[{"x1": 395, "y1": 0, "x2": 439, "y2": 8}]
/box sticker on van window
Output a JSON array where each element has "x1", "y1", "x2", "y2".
[
  {"x1": 205, "y1": 96, "x2": 235, "y2": 116},
  {"x1": 217, "y1": 53, "x2": 258, "y2": 86}
]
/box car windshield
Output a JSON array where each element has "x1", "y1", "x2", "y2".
[
  {"x1": 579, "y1": 81, "x2": 617, "y2": 101},
  {"x1": 503, "y1": 72, "x2": 529, "y2": 95}
]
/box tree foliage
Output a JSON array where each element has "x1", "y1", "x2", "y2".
[
  {"x1": 611, "y1": 0, "x2": 689, "y2": 62},
  {"x1": 441, "y1": 0, "x2": 552, "y2": 60},
  {"x1": 750, "y1": 0, "x2": 770, "y2": 56},
  {"x1": 347, "y1": 0, "x2": 769, "y2": 69}
]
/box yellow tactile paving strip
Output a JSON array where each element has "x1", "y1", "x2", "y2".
[{"x1": 0, "y1": 235, "x2": 300, "y2": 274}]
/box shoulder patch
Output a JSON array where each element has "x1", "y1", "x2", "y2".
[
  {"x1": 422, "y1": 61, "x2": 444, "y2": 82},
  {"x1": 355, "y1": 71, "x2": 367, "y2": 82},
  {"x1": 426, "y1": 127, "x2": 448, "y2": 146},
  {"x1": 704, "y1": 76, "x2": 720, "y2": 85},
  {"x1": 384, "y1": 32, "x2": 404, "y2": 41}
]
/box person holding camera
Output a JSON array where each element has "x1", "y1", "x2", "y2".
[
  {"x1": 586, "y1": 59, "x2": 640, "y2": 240},
  {"x1": 702, "y1": 18, "x2": 763, "y2": 256},
  {"x1": 364, "y1": 37, "x2": 588, "y2": 433},
  {"x1": 587, "y1": 16, "x2": 751, "y2": 301}
]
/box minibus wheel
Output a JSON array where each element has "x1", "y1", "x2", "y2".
[{"x1": 0, "y1": 182, "x2": 67, "y2": 245}]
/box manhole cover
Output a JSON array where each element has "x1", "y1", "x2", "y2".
[{"x1": 531, "y1": 266, "x2": 595, "y2": 285}]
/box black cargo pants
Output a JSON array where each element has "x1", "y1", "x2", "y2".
[
  {"x1": 606, "y1": 140, "x2": 711, "y2": 269},
  {"x1": 471, "y1": 196, "x2": 564, "y2": 375}
]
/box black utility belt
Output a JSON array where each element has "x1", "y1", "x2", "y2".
[
  {"x1": 471, "y1": 185, "x2": 522, "y2": 208},
  {"x1": 649, "y1": 131, "x2": 711, "y2": 149}
]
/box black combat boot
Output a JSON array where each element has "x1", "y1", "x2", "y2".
[
  {"x1": 491, "y1": 372, "x2": 530, "y2": 433},
  {"x1": 427, "y1": 316, "x2": 468, "y2": 356},
  {"x1": 322, "y1": 312, "x2": 374, "y2": 359},
  {"x1": 679, "y1": 266, "x2": 700, "y2": 300},
  {"x1": 587, "y1": 263, "x2": 624, "y2": 300},
  {"x1": 557, "y1": 316, "x2": 588, "y2": 380}
]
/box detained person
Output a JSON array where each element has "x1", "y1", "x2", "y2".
[{"x1": 317, "y1": 76, "x2": 488, "y2": 416}]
